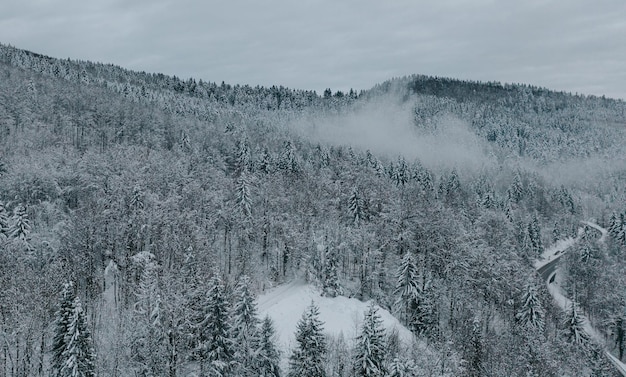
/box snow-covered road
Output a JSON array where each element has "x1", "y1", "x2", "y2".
[{"x1": 535, "y1": 221, "x2": 626, "y2": 376}]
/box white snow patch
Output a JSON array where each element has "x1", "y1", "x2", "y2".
[{"x1": 257, "y1": 281, "x2": 414, "y2": 355}]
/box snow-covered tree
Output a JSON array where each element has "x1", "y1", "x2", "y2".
[
  {"x1": 130, "y1": 257, "x2": 168, "y2": 376},
  {"x1": 394, "y1": 252, "x2": 423, "y2": 330},
  {"x1": 52, "y1": 282, "x2": 96, "y2": 377},
  {"x1": 527, "y1": 214, "x2": 543, "y2": 256},
  {"x1": 231, "y1": 276, "x2": 260, "y2": 377},
  {"x1": 348, "y1": 187, "x2": 366, "y2": 226},
  {"x1": 0, "y1": 201, "x2": 9, "y2": 239},
  {"x1": 322, "y1": 247, "x2": 341, "y2": 298},
  {"x1": 236, "y1": 172, "x2": 253, "y2": 219},
  {"x1": 353, "y1": 303, "x2": 386, "y2": 377},
  {"x1": 258, "y1": 316, "x2": 281, "y2": 377},
  {"x1": 235, "y1": 135, "x2": 252, "y2": 175},
  {"x1": 386, "y1": 357, "x2": 417, "y2": 377},
  {"x1": 288, "y1": 302, "x2": 327, "y2": 377},
  {"x1": 9, "y1": 203, "x2": 30, "y2": 241},
  {"x1": 563, "y1": 300, "x2": 589, "y2": 346},
  {"x1": 52, "y1": 282, "x2": 75, "y2": 376},
  {"x1": 516, "y1": 279, "x2": 545, "y2": 331},
  {"x1": 196, "y1": 273, "x2": 234, "y2": 377}
]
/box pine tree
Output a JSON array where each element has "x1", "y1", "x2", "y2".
[
  {"x1": 563, "y1": 300, "x2": 589, "y2": 346},
  {"x1": 258, "y1": 316, "x2": 281, "y2": 377},
  {"x1": 516, "y1": 279, "x2": 545, "y2": 331},
  {"x1": 52, "y1": 282, "x2": 96, "y2": 377},
  {"x1": 288, "y1": 302, "x2": 327, "y2": 377},
  {"x1": 231, "y1": 276, "x2": 260, "y2": 377},
  {"x1": 353, "y1": 303, "x2": 386, "y2": 377},
  {"x1": 9, "y1": 203, "x2": 31, "y2": 241},
  {"x1": 196, "y1": 273, "x2": 234, "y2": 377}
]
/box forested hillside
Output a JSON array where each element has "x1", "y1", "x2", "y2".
[{"x1": 1, "y1": 43, "x2": 626, "y2": 376}]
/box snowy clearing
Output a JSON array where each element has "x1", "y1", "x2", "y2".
[{"x1": 257, "y1": 281, "x2": 414, "y2": 354}]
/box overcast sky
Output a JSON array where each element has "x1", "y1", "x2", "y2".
[{"x1": 2, "y1": 0, "x2": 625, "y2": 99}]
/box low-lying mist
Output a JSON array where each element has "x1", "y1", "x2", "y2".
[{"x1": 294, "y1": 94, "x2": 496, "y2": 173}]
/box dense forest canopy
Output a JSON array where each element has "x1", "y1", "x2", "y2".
[{"x1": 1, "y1": 42, "x2": 626, "y2": 376}]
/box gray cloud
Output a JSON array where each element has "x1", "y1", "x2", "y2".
[{"x1": 1, "y1": 0, "x2": 624, "y2": 99}]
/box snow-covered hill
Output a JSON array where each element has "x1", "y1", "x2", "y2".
[{"x1": 257, "y1": 281, "x2": 414, "y2": 355}]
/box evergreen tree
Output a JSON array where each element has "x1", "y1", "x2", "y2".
[
  {"x1": 196, "y1": 273, "x2": 234, "y2": 377},
  {"x1": 589, "y1": 343, "x2": 614, "y2": 377},
  {"x1": 231, "y1": 276, "x2": 260, "y2": 377},
  {"x1": 278, "y1": 141, "x2": 299, "y2": 175},
  {"x1": 52, "y1": 283, "x2": 96, "y2": 377},
  {"x1": 386, "y1": 357, "x2": 417, "y2": 377},
  {"x1": 130, "y1": 259, "x2": 168, "y2": 376},
  {"x1": 509, "y1": 171, "x2": 524, "y2": 203},
  {"x1": 258, "y1": 147, "x2": 273, "y2": 174},
  {"x1": 464, "y1": 318, "x2": 483, "y2": 377},
  {"x1": 394, "y1": 252, "x2": 421, "y2": 329},
  {"x1": 235, "y1": 135, "x2": 251, "y2": 175},
  {"x1": 258, "y1": 316, "x2": 281, "y2": 377},
  {"x1": 52, "y1": 282, "x2": 76, "y2": 376},
  {"x1": 527, "y1": 214, "x2": 543, "y2": 256},
  {"x1": 9, "y1": 203, "x2": 31, "y2": 241},
  {"x1": 516, "y1": 279, "x2": 545, "y2": 331},
  {"x1": 236, "y1": 172, "x2": 253, "y2": 219},
  {"x1": 348, "y1": 186, "x2": 365, "y2": 226},
  {"x1": 288, "y1": 302, "x2": 327, "y2": 377},
  {"x1": 0, "y1": 200, "x2": 8, "y2": 238},
  {"x1": 563, "y1": 300, "x2": 589, "y2": 346},
  {"x1": 353, "y1": 303, "x2": 386, "y2": 377},
  {"x1": 322, "y1": 247, "x2": 340, "y2": 298}
]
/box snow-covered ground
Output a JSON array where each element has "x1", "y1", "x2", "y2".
[{"x1": 257, "y1": 281, "x2": 414, "y2": 355}]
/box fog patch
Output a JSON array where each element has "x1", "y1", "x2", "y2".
[{"x1": 294, "y1": 94, "x2": 496, "y2": 172}]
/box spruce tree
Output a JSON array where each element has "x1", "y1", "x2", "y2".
[
  {"x1": 52, "y1": 282, "x2": 75, "y2": 376},
  {"x1": 394, "y1": 252, "x2": 422, "y2": 330},
  {"x1": 196, "y1": 273, "x2": 234, "y2": 377},
  {"x1": 322, "y1": 247, "x2": 340, "y2": 298},
  {"x1": 236, "y1": 172, "x2": 253, "y2": 219},
  {"x1": 52, "y1": 282, "x2": 96, "y2": 377},
  {"x1": 258, "y1": 316, "x2": 281, "y2": 377},
  {"x1": 231, "y1": 276, "x2": 260, "y2": 377},
  {"x1": 130, "y1": 259, "x2": 167, "y2": 376},
  {"x1": 348, "y1": 186, "x2": 365, "y2": 226},
  {"x1": 9, "y1": 203, "x2": 31, "y2": 241},
  {"x1": 353, "y1": 303, "x2": 386, "y2": 377},
  {"x1": 0, "y1": 200, "x2": 8, "y2": 238},
  {"x1": 516, "y1": 279, "x2": 545, "y2": 331},
  {"x1": 288, "y1": 302, "x2": 327, "y2": 377},
  {"x1": 563, "y1": 300, "x2": 589, "y2": 346}
]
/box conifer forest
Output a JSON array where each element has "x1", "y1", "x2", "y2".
[{"x1": 1, "y1": 43, "x2": 626, "y2": 376}]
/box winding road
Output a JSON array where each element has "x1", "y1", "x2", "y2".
[{"x1": 535, "y1": 221, "x2": 626, "y2": 376}]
